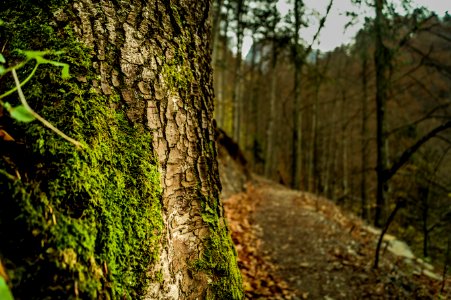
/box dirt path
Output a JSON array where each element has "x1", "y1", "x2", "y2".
[
  {"x1": 255, "y1": 182, "x2": 364, "y2": 299},
  {"x1": 224, "y1": 177, "x2": 446, "y2": 299},
  {"x1": 253, "y1": 180, "x2": 391, "y2": 299}
]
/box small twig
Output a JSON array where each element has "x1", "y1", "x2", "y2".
[
  {"x1": 11, "y1": 69, "x2": 83, "y2": 148},
  {"x1": 373, "y1": 199, "x2": 405, "y2": 269},
  {"x1": 1, "y1": 39, "x2": 8, "y2": 52},
  {"x1": 0, "y1": 63, "x2": 38, "y2": 99},
  {"x1": 0, "y1": 169, "x2": 16, "y2": 181}
]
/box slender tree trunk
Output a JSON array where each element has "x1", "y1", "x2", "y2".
[
  {"x1": 309, "y1": 91, "x2": 318, "y2": 193},
  {"x1": 420, "y1": 187, "x2": 430, "y2": 258},
  {"x1": 211, "y1": 0, "x2": 224, "y2": 60},
  {"x1": 323, "y1": 125, "x2": 332, "y2": 197},
  {"x1": 316, "y1": 131, "x2": 325, "y2": 194},
  {"x1": 212, "y1": 0, "x2": 224, "y2": 127},
  {"x1": 361, "y1": 54, "x2": 370, "y2": 221},
  {"x1": 232, "y1": 0, "x2": 245, "y2": 143},
  {"x1": 341, "y1": 89, "x2": 349, "y2": 203},
  {"x1": 324, "y1": 96, "x2": 338, "y2": 199},
  {"x1": 291, "y1": 0, "x2": 304, "y2": 189},
  {"x1": 255, "y1": 43, "x2": 266, "y2": 174},
  {"x1": 0, "y1": 1, "x2": 243, "y2": 299},
  {"x1": 331, "y1": 98, "x2": 340, "y2": 201},
  {"x1": 292, "y1": 65, "x2": 303, "y2": 189},
  {"x1": 211, "y1": 0, "x2": 224, "y2": 69},
  {"x1": 247, "y1": 36, "x2": 258, "y2": 165},
  {"x1": 265, "y1": 44, "x2": 278, "y2": 177},
  {"x1": 220, "y1": 4, "x2": 230, "y2": 131},
  {"x1": 309, "y1": 50, "x2": 326, "y2": 194},
  {"x1": 374, "y1": 0, "x2": 389, "y2": 227},
  {"x1": 308, "y1": 69, "x2": 319, "y2": 193},
  {"x1": 374, "y1": 199, "x2": 405, "y2": 268}
]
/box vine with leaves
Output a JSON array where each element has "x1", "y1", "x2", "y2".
[{"x1": 0, "y1": 50, "x2": 81, "y2": 147}]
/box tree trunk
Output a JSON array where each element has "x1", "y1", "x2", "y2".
[
  {"x1": 324, "y1": 95, "x2": 338, "y2": 199},
  {"x1": 255, "y1": 42, "x2": 266, "y2": 174},
  {"x1": 211, "y1": 0, "x2": 224, "y2": 60},
  {"x1": 374, "y1": 0, "x2": 389, "y2": 227},
  {"x1": 212, "y1": 0, "x2": 225, "y2": 127},
  {"x1": 265, "y1": 44, "x2": 278, "y2": 177},
  {"x1": 232, "y1": 0, "x2": 245, "y2": 143},
  {"x1": 360, "y1": 53, "x2": 370, "y2": 221},
  {"x1": 246, "y1": 36, "x2": 258, "y2": 165},
  {"x1": 219, "y1": 4, "x2": 231, "y2": 131},
  {"x1": 340, "y1": 89, "x2": 349, "y2": 204},
  {"x1": 291, "y1": 0, "x2": 304, "y2": 189},
  {"x1": 307, "y1": 73, "x2": 318, "y2": 193},
  {"x1": 0, "y1": 1, "x2": 242, "y2": 299},
  {"x1": 309, "y1": 50, "x2": 326, "y2": 194},
  {"x1": 420, "y1": 186, "x2": 430, "y2": 258},
  {"x1": 309, "y1": 88, "x2": 318, "y2": 194}
]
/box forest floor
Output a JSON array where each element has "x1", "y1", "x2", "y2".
[{"x1": 217, "y1": 140, "x2": 450, "y2": 299}]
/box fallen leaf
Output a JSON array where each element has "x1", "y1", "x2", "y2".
[{"x1": 0, "y1": 129, "x2": 14, "y2": 141}]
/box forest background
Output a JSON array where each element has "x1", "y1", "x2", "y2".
[{"x1": 211, "y1": 0, "x2": 451, "y2": 268}]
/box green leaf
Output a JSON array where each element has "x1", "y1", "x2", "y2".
[
  {"x1": 46, "y1": 60, "x2": 70, "y2": 79},
  {"x1": 0, "y1": 65, "x2": 6, "y2": 76},
  {"x1": 3, "y1": 102, "x2": 12, "y2": 110},
  {"x1": 0, "y1": 277, "x2": 14, "y2": 300},
  {"x1": 18, "y1": 50, "x2": 52, "y2": 60},
  {"x1": 9, "y1": 105, "x2": 36, "y2": 123},
  {"x1": 18, "y1": 50, "x2": 64, "y2": 60},
  {"x1": 15, "y1": 50, "x2": 70, "y2": 79},
  {"x1": 60, "y1": 64, "x2": 70, "y2": 79},
  {"x1": 0, "y1": 54, "x2": 5, "y2": 64}
]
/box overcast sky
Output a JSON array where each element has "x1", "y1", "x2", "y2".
[{"x1": 242, "y1": 0, "x2": 450, "y2": 54}]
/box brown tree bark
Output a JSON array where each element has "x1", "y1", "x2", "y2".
[
  {"x1": 0, "y1": 1, "x2": 242, "y2": 299},
  {"x1": 78, "y1": 1, "x2": 242, "y2": 298}
]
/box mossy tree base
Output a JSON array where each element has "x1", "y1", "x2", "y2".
[
  {"x1": 0, "y1": 2, "x2": 162, "y2": 299},
  {"x1": 0, "y1": 1, "x2": 243, "y2": 299}
]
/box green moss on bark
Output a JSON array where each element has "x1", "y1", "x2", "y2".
[
  {"x1": 0, "y1": 2, "x2": 162, "y2": 299},
  {"x1": 195, "y1": 193, "x2": 244, "y2": 300}
]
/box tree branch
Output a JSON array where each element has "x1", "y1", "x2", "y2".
[
  {"x1": 384, "y1": 120, "x2": 451, "y2": 181},
  {"x1": 302, "y1": 0, "x2": 334, "y2": 60},
  {"x1": 388, "y1": 101, "x2": 451, "y2": 136}
]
